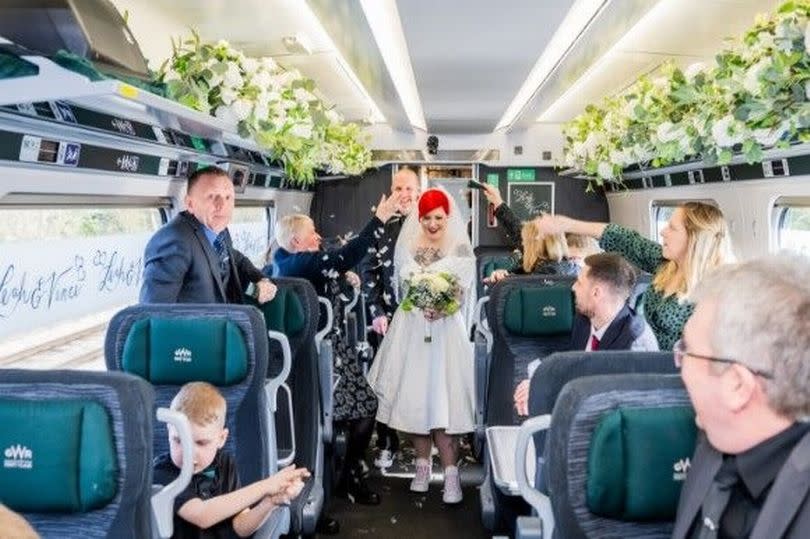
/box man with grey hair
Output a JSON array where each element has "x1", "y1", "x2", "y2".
[{"x1": 672, "y1": 254, "x2": 810, "y2": 539}]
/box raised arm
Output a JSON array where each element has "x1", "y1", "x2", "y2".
[
  {"x1": 534, "y1": 213, "x2": 608, "y2": 240},
  {"x1": 534, "y1": 214, "x2": 664, "y2": 274},
  {"x1": 316, "y1": 194, "x2": 400, "y2": 275},
  {"x1": 482, "y1": 183, "x2": 523, "y2": 249}
]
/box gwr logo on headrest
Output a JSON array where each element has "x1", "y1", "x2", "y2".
[
  {"x1": 173, "y1": 347, "x2": 192, "y2": 363},
  {"x1": 672, "y1": 457, "x2": 691, "y2": 481},
  {"x1": 542, "y1": 305, "x2": 557, "y2": 317},
  {"x1": 4, "y1": 444, "x2": 33, "y2": 469}
]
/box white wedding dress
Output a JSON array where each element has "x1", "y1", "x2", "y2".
[{"x1": 366, "y1": 192, "x2": 476, "y2": 435}]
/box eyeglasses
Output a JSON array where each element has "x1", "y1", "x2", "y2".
[{"x1": 673, "y1": 339, "x2": 773, "y2": 379}]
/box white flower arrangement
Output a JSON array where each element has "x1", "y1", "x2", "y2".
[
  {"x1": 562, "y1": 0, "x2": 810, "y2": 188},
  {"x1": 158, "y1": 31, "x2": 372, "y2": 185}
]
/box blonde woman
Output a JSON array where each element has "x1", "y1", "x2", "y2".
[
  {"x1": 485, "y1": 219, "x2": 580, "y2": 283},
  {"x1": 534, "y1": 202, "x2": 735, "y2": 350}
]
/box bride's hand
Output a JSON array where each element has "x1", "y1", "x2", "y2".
[{"x1": 424, "y1": 308, "x2": 446, "y2": 322}]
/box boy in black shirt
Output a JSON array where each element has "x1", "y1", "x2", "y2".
[{"x1": 153, "y1": 382, "x2": 309, "y2": 538}]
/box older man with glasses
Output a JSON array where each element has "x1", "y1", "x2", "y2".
[{"x1": 671, "y1": 254, "x2": 810, "y2": 539}]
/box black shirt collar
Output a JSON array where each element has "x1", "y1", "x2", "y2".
[{"x1": 734, "y1": 421, "x2": 810, "y2": 499}]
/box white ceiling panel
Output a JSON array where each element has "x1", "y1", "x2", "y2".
[{"x1": 397, "y1": 0, "x2": 576, "y2": 134}]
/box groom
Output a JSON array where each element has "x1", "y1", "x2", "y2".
[{"x1": 359, "y1": 167, "x2": 421, "y2": 468}]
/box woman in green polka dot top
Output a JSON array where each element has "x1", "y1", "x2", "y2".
[{"x1": 534, "y1": 202, "x2": 735, "y2": 350}]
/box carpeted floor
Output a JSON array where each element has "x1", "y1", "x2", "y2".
[
  {"x1": 325, "y1": 474, "x2": 490, "y2": 538},
  {"x1": 322, "y1": 439, "x2": 490, "y2": 539}
]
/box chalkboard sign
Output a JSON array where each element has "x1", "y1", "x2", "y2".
[{"x1": 507, "y1": 182, "x2": 554, "y2": 221}]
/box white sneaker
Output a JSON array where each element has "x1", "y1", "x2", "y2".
[
  {"x1": 442, "y1": 466, "x2": 463, "y2": 504},
  {"x1": 374, "y1": 449, "x2": 394, "y2": 469},
  {"x1": 410, "y1": 458, "x2": 431, "y2": 493}
]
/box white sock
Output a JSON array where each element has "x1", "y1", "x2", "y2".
[
  {"x1": 444, "y1": 465, "x2": 458, "y2": 476},
  {"x1": 416, "y1": 458, "x2": 431, "y2": 468}
]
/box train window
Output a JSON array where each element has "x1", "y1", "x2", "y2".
[
  {"x1": 774, "y1": 199, "x2": 810, "y2": 256},
  {"x1": 231, "y1": 204, "x2": 275, "y2": 268},
  {"x1": 0, "y1": 203, "x2": 166, "y2": 371},
  {"x1": 650, "y1": 200, "x2": 718, "y2": 242}
]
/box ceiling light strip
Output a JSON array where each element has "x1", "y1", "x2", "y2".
[
  {"x1": 359, "y1": 0, "x2": 427, "y2": 131},
  {"x1": 537, "y1": 0, "x2": 680, "y2": 123},
  {"x1": 495, "y1": 0, "x2": 609, "y2": 131},
  {"x1": 294, "y1": 0, "x2": 386, "y2": 123}
]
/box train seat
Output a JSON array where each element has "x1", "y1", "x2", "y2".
[
  {"x1": 478, "y1": 275, "x2": 576, "y2": 532},
  {"x1": 0, "y1": 369, "x2": 191, "y2": 539},
  {"x1": 104, "y1": 304, "x2": 284, "y2": 538},
  {"x1": 249, "y1": 277, "x2": 329, "y2": 535},
  {"x1": 514, "y1": 373, "x2": 696, "y2": 539}
]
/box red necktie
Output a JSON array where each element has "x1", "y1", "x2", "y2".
[{"x1": 590, "y1": 335, "x2": 600, "y2": 351}]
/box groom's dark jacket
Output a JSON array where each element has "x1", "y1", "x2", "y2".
[{"x1": 359, "y1": 214, "x2": 405, "y2": 321}]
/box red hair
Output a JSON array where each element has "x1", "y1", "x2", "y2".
[{"x1": 418, "y1": 189, "x2": 450, "y2": 218}]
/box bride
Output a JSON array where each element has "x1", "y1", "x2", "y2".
[{"x1": 367, "y1": 187, "x2": 475, "y2": 505}]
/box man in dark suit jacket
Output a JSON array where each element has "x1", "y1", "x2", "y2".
[
  {"x1": 514, "y1": 252, "x2": 657, "y2": 415},
  {"x1": 672, "y1": 255, "x2": 810, "y2": 539},
  {"x1": 358, "y1": 167, "x2": 421, "y2": 335},
  {"x1": 569, "y1": 252, "x2": 658, "y2": 352},
  {"x1": 357, "y1": 167, "x2": 420, "y2": 468},
  {"x1": 140, "y1": 166, "x2": 276, "y2": 304}
]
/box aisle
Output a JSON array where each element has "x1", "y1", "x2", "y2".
[{"x1": 325, "y1": 470, "x2": 490, "y2": 539}]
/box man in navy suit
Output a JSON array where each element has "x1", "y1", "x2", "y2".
[
  {"x1": 569, "y1": 252, "x2": 658, "y2": 352},
  {"x1": 140, "y1": 166, "x2": 276, "y2": 304},
  {"x1": 514, "y1": 252, "x2": 657, "y2": 414}
]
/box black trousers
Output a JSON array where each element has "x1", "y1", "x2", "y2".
[{"x1": 375, "y1": 421, "x2": 400, "y2": 451}]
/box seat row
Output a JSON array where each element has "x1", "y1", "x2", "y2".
[
  {"x1": 471, "y1": 271, "x2": 687, "y2": 537},
  {"x1": 0, "y1": 277, "x2": 335, "y2": 539}
]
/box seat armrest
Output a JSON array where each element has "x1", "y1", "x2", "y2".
[
  {"x1": 152, "y1": 408, "x2": 193, "y2": 539},
  {"x1": 516, "y1": 415, "x2": 554, "y2": 539}
]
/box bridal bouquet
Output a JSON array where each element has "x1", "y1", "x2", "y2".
[{"x1": 401, "y1": 271, "x2": 462, "y2": 342}]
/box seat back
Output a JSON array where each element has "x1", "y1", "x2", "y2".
[
  {"x1": 249, "y1": 277, "x2": 323, "y2": 534},
  {"x1": 476, "y1": 249, "x2": 516, "y2": 298},
  {"x1": 104, "y1": 304, "x2": 269, "y2": 488},
  {"x1": 528, "y1": 350, "x2": 678, "y2": 497},
  {"x1": 629, "y1": 272, "x2": 651, "y2": 314},
  {"x1": 485, "y1": 275, "x2": 576, "y2": 426},
  {"x1": 0, "y1": 369, "x2": 154, "y2": 539},
  {"x1": 546, "y1": 374, "x2": 695, "y2": 539},
  {"x1": 528, "y1": 350, "x2": 676, "y2": 418}
]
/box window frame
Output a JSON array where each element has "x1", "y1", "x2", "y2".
[
  {"x1": 0, "y1": 195, "x2": 172, "y2": 369},
  {"x1": 649, "y1": 199, "x2": 718, "y2": 241},
  {"x1": 771, "y1": 196, "x2": 810, "y2": 254}
]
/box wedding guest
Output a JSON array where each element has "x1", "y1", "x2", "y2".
[
  {"x1": 358, "y1": 167, "x2": 421, "y2": 469},
  {"x1": 534, "y1": 202, "x2": 734, "y2": 350}
]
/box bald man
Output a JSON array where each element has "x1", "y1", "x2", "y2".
[{"x1": 358, "y1": 167, "x2": 420, "y2": 468}]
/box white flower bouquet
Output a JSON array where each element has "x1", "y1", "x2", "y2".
[
  {"x1": 157, "y1": 31, "x2": 372, "y2": 185},
  {"x1": 401, "y1": 271, "x2": 462, "y2": 342},
  {"x1": 561, "y1": 0, "x2": 810, "y2": 189}
]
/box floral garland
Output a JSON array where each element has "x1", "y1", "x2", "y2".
[
  {"x1": 158, "y1": 31, "x2": 372, "y2": 185},
  {"x1": 562, "y1": 0, "x2": 810, "y2": 186}
]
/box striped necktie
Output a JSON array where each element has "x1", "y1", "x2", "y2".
[{"x1": 212, "y1": 232, "x2": 230, "y2": 283}]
